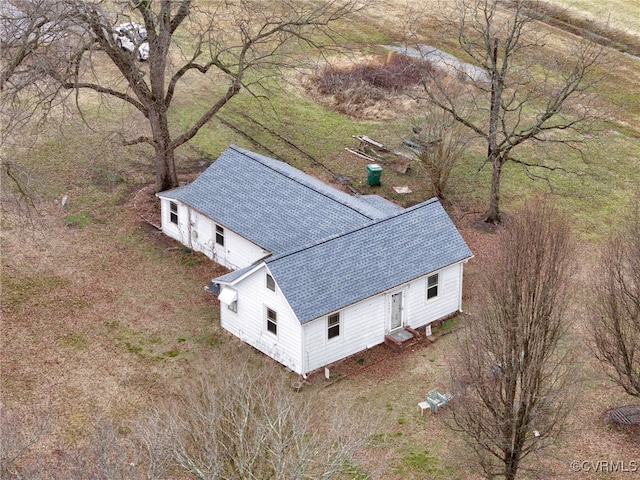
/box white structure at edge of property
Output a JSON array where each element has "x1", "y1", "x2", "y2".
[{"x1": 157, "y1": 145, "x2": 473, "y2": 376}]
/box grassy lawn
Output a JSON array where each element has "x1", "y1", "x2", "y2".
[
  {"x1": 542, "y1": 0, "x2": 640, "y2": 35},
  {"x1": 2, "y1": 1, "x2": 640, "y2": 478}
]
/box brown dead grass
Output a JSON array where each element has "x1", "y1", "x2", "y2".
[
  {"x1": 2, "y1": 1, "x2": 640, "y2": 478},
  {"x1": 3, "y1": 166, "x2": 639, "y2": 479},
  {"x1": 1, "y1": 197, "x2": 227, "y2": 467}
]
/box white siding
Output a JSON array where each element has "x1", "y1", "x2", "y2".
[
  {"x1": 404, "y1": 262, "x2": 464, "y2": 329},
  {"x1": 159, "y1": 199, "x2": 267, "y2": 270},
  {"x1": 301, "y1": 262, "x2": 465, "y2": 375},
  {"x1": 211, "y1": 226, "x2": 266, "y2": 270},
  {"x1": 220, "y1": 266, "x2": 303, "y2": 373},
  {"x1": 188, "y1": 210, "x2": 214, "y2": 258},
  {"x1": 160, "y1": 198, "x2": 189, "y2": 246},
  {"x1": 303, "y1": 296, "x2": 386, "y2": 374}
]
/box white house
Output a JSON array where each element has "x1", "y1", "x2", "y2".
[
  {"x1": 157, "y1": 145, "x2": 473, "y2": 375},
  {"x1": 156, "y1": 145, "x2": 400, "y2": 270}
]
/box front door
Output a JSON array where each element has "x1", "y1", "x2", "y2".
[{"x1": 391, "y1": 292, "x2": 403, "y2": 331}]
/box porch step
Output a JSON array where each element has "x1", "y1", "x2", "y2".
[{"x1": 385, "y1": 327, "x2": 419, "y2": 351}]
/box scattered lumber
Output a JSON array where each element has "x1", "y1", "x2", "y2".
[
  {"x1": 344, "y1": 147, "x2": 379, "y2": 162},
  {"x1": 346, "y1": 135, "x2": 414, "y2": 174}
]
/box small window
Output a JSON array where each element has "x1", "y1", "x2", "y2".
[
  {"x1": 169, "y1": 201, "x2": 178, "y2": 224},
  {"x1": 266, "y1": 274, "x2": 275, "y2": 291},
  {"x1": 215, "y1": 225, "x2": 224, "y2": 246},
  {"x1": 267, "y1": 308, "x2": 277, "y2": 335},
  {"x1": 228, "y1": 300, "x2": 237, "y2": 313},
  {"x1": 328, "y1": 313, "x2": 340, "y2": 339},
  {"x1": 427, "y1": 273, "x2": 439, "y2": 299}
]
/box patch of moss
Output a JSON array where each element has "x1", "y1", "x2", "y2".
[
  {"x1": 196, "y1": 332, "x2": 223, "y2": 347},
  {"x1": 368, "y1": 432, "x2": 389, "y2": 446},
  {"x1": 178, "y1": 250, "x2": 205, "y2": 266},
  {"x1": 65, "y1": 212, "x2": 93, "y2": 228},
  {"x1": 3, "y1": 274, "x2": 70, "y2": 308},
  {"x1": 58, "y1": 333, "x2": 88, "y2": 350},
  {"x1": 342, "y1": 461, "x2": 370, "y2": 479},
  {"x1": 398, "y1": 447, "x2": 444, "y2": 477},
  {"x1": 124, "y1": 341, "x2": 143, "y2": 355}
]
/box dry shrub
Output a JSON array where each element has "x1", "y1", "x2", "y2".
[
  {"x1": 590, "y1": 197, "x2": 640, "y2": 398},
  {"x1": 137, "y1": 358, "x2": 374, "y2": 479},
  {"x1": 307, "y1": 53, "x2": 435, "y2": 118}
]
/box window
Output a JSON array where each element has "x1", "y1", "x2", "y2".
[
  {"x1": 215, "y1": 225, "x2": 224, "y2": 246},
  {"x1": 427, "y1": 273, "x2": 439, "y2": 299},
  {"x1": 328, "y1": 313, "x2": 340, "y2": 339},
  {"x1": 267, "y1": 308, "x2": 277, "y2": 335},
  {"x1": 266, "y1": 274, "x2": 275, "y2": 291},
  {"x1": 228, "y1": 300, "x2": 237, "y2": 313},
  {"x1": 169, "y1": 201, "x2": 178, "y2": 224}
]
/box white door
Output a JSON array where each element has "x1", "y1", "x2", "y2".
[{"x1": 391, "y1": 292, "x2": 403, "y2": 330}]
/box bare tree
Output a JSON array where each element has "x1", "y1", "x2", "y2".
[
  {"x1": 62, "y1": 414, "x2": 140, "y2": 480},
  {"x1": 406, "y1": 107, "x2": 469, "y2": 199},
  {"x1": 0, "y1": 0, "x2": 67, "y2": 92},
  {"x1": 449, "y1": 198, "x2": 576, "y2": 480},
  {"x1": 0, "y1": 156, "x2": 40, "y2": 230},
  {"x1": 412, "y1": 0, "x2": 605, "y2": 223},
  {"x1": 1, "y1": 0, "x2": 70, "y2": 226},
  {"x1": 590, "y1": 197, "x2": 640, "y2": 398},
  {"x1": 141, "y1": 361, "x2": 371, "y2": 479},
  {"x1": 2, "y1": 0, "x2": 366, "y2": 192}
]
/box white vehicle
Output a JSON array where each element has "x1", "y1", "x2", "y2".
[{"x1": 113, "y1": 23, "x2": 148, "y2": 61}]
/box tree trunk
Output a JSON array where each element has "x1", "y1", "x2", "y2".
[
  {"x1": 505, "y1": 437, "x2": 524, "y2": 480},
  {"x1": 486, "y1": 155, "x2": 504, "y2": 224},
  {"x1": 154, "y1": 143, "x2": 178, "y2": 193},
  {"x1": 149, "y1": 108, "x2": 178, "y2": 193},
  {"x1": 485, "y1": 37, "x2": 503, "y2": 224},
  {"x1": 505, "y1": 458, "x2": 519, "y2": 480}
]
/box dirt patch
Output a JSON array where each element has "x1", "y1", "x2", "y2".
[
  {"x1": 132, "y1": 176, "x2": 206, "y2": 230},
  {"x1": 132, "y1": 184, "x2": 162, "y2": 229},
  {"x1": 306, "y1": 322, "x2": 464, "y2": 389}
]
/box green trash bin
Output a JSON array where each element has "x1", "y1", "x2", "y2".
[{"x1": 367, "y1": 163, "x2": 383, "y2": 186}]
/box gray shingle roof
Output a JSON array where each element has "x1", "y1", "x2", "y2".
[
  {"x1": 157, "y1": 145, "x2": 397, "y2": 254},
  {"x1": 357, "y1": 195, "x2": 405, "y2": 218},
  {"x1": 263, "y1": 198, "x2": 472, "y2": 324},
  {"x1": 215, "y1": 266, "x2": 253, "y2": 284}
]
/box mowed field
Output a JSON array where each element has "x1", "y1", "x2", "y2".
[
  {"x1": 544, "y1": 0, "x2": 640, "y2": 36},
  {"x1": 2, "y1": 0, "x2": 640, "y2": 478}
]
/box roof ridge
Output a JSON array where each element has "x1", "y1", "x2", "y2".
[
  {"x1": 229, "y1": 145, "x2": 378, "y2": 220},
  {"x1": 266, "y1": 197, "x2": 440, "y2": 265}
]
